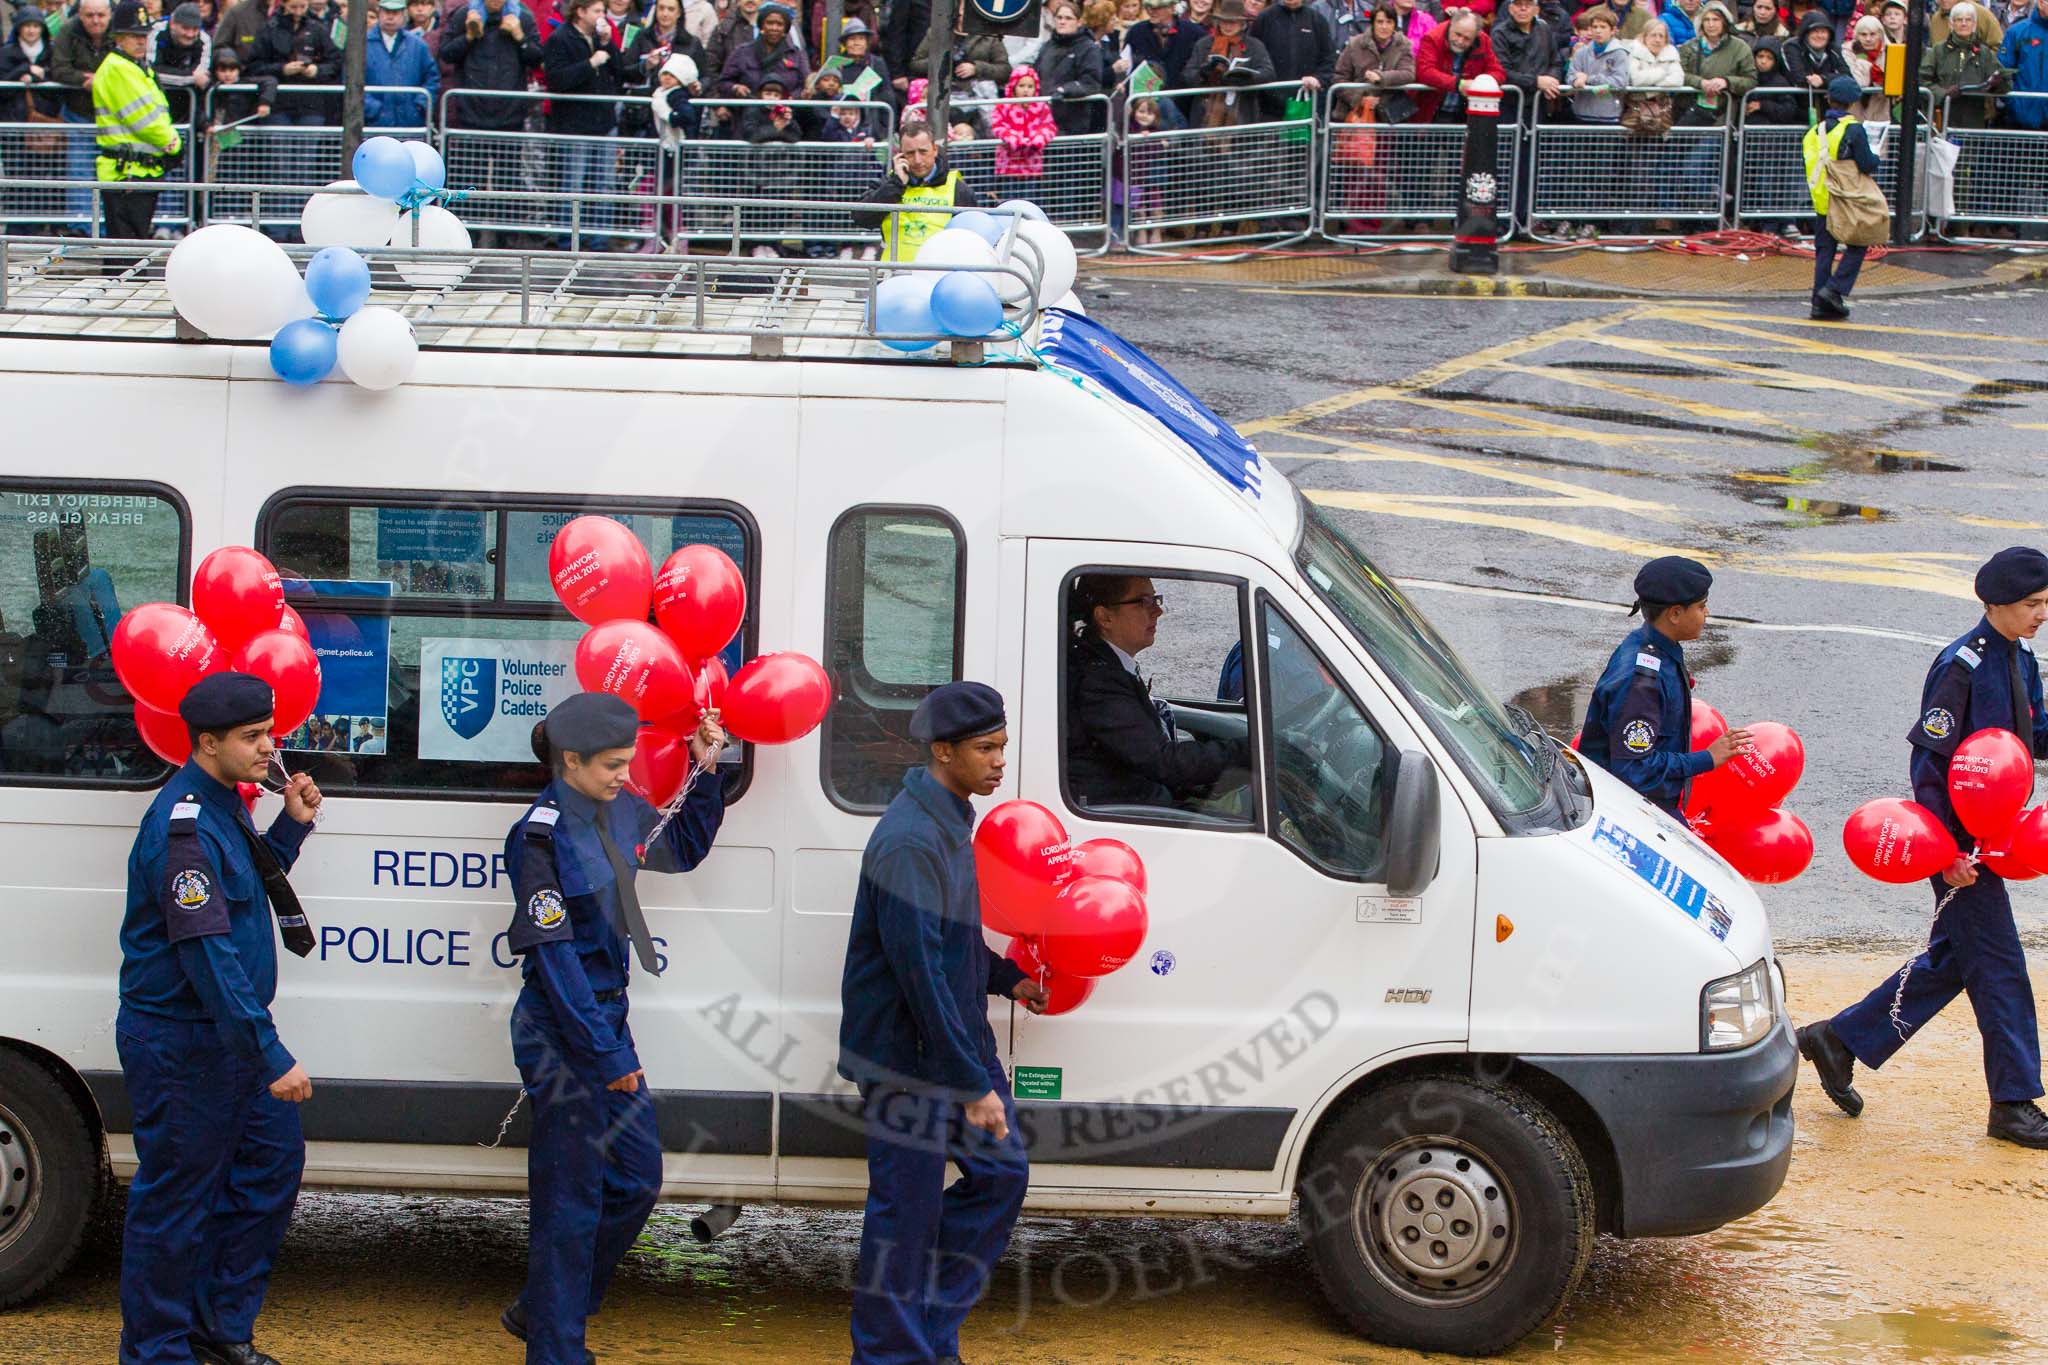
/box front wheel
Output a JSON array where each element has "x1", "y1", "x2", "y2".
[
  {"x1": 1297, "y1": 1074, "x2": 1595, "y2": 1357},
  {"x1": 0, "y1": 1050, "x2": 103, "y2": 1308}
]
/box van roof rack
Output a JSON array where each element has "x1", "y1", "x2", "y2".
[{"x1": 0, "y1": 237, "x2": 1040, "y2": 364}]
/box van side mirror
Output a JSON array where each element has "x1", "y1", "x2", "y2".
[{"x1": 1384, "y1": 750, "x2": 1441, "y2": 898}]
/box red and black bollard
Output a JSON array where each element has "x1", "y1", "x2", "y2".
[{"x1": 1450, "y1": 74, "x2": 1503, "y2": 276}]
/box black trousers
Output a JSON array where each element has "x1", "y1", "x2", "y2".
[
  {"x1": 1811, "y1": 215, "x2": 1867, "y2": 297},
  {"x1": 102, "y1": 187, "x2": 160, "y2": 240}
]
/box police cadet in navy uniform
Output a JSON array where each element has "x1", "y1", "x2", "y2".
[
  {"x1": 1801, "y1": 547, "x2": 2048, "y2": 1150},
  {"x1": 116, "y1": 672, "x2": 323, "y2": 1365},
  {"x1": 839, "y1": 682, "x2": 1050, "y2": 1365},
  {"x1": 1580, "y1": 556, "x2": 1754, "y2": 819},
  {"x1": 500, "y1": 691, "x2": 729, "y2": 1365}
]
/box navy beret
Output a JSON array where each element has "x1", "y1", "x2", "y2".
[
  {"x1": 178, "y1": 671, "x2": 275, "y2": 731},
  {"x1": 1633, "y1": 555, "x2": 1713, "y2": 609},
  {"x1": 910, "y1": 681, "x2": 1006, "y2": 745},
  {"x1": 544, "y1": 692, "x2": 640, "y2": 754},
  {"x1": 1975, "y1": 546, "x2": 2048, "y2": 605},
  {"x1": 1826, "y1": 75, "x2": 1863, "y2": 108}
]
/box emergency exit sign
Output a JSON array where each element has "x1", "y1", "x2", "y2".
[{"x1": 1013, "y1": 1066, "x2": 1062, "y2": 1100}]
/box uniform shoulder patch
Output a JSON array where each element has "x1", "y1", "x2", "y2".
[
  {"x1": 1921, "y1": 707, "x2": 1957, "y2": 740},
  {"x1": 171, "y1": 867, "x2": 211, "y2": 909},
  {"x1": 527, "y1": 887, "x2": 565, "y2": 930},
  {"x1": 525, "y1": 804, "x2": 560, "y2": 840},
  {"x1": 168, "y1": 797, "x2": 201, "y2": 832},
  {"x1": 1621, "y1": 718, "x2": 1657, "y2": 753},
  {"x1": 1956, "y1": 645, "x2": 1982, "y2": 670},
  {"x1": 1633, "y1": 651, "x2": 1663, "y2": 673}
]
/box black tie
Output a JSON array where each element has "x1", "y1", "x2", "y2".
[
  {"x1": 593, "y1": 816, "x2": 662, "y2": 977},
  {"x1": 233, "y1": 817, "x2": 316, "y2": 958},
  {"x1": 2011, "y1": 645, "x2": 2036, "y2": 802}
]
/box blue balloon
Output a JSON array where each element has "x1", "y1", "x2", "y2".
[
  {"x1": 304, "y1": 246, "x2": 372, "y2": 320},
  {"x1": 874, "y1": 274, "x2": 938, "y2": 352},
  {"x1": 351, "y1": 136, "x2": 415, "y2": 202},
  {"x1": 270, "y1": 318, "x2": 338, "y2": 386},
  {"x1": 950, "y1": 209, "x2": 1004, "y2": 248},
  {"x1": 930, "y1": 270, "x2": 1001, "y2": 338},
  {"x1": 405, "y1": 140, "x2": 446, "y2": 194}
]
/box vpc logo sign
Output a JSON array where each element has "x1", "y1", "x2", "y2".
[{"x1": 441, "y1": 656, "x2": 496, "y2": 740}]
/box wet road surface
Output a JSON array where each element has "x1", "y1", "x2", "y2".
[{"x1": 10, "y1": 952, "x2": 2045, "y2": 1364}]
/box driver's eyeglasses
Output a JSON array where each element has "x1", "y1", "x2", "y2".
[{"x1": 1113, "y1": 594, "x2": 1167, "y2": 610}]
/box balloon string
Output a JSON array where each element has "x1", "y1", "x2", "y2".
[
  {"x1": 637, "y1": 761, "x2": 700, "y2": 857},
  {"x1": 396, "y1": 185, "x2": 469, "y2": 215},
  {"x1": 1887, "y1": 848, "x2": 1978, "y2": 1041}
]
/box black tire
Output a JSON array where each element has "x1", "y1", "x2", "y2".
[
  {"x1": 0, "y1": 1050, "x2": 102, "y2": 1308},
  {"x1": 1297, "y1": 1073, "x2": 1596, "y2": 1357}
]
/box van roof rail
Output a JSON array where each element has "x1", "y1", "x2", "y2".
[{"x1": 0, "y1": 237, "x2": 1042, "y2": 364}]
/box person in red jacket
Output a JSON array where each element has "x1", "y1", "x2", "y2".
[{"x1": 1414, "y1": 8, "x2": 1505, "y2": 118}]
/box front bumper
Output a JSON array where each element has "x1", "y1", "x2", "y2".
[{"x1": 1517, "y1": 1013, "x2": 1797, "y2": 1237}]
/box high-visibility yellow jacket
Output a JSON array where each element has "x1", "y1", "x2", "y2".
[
  {"x1": 880, "y1": 172, "x2": 963, "y2": 261},
  {"x1": 1802, "y1": 114, "x2": 1855, "y2": 216},
  {"x1": 94, "y1": 49, "x2": 182, "y2": 183}
]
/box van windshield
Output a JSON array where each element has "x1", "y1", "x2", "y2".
[{"x1": 1296, "y1": 508, "x2": 1548, "y2": 816}]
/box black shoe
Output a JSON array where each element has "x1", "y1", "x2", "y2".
[
  {"x1": 501, "y1": 1300, "x2": 597, "y2": 1364},
  {"x1": 1797, "y1": 1021, "x2": 1864, "y2": 1117},
  {"x1": 192, "y1": 1343, "x2": 280, "y2": 1365},
  {"x1": 1988, "y1": 1100, "x2": 2048, "y2": 1149},
  {"x1": 1809, "y1": 295, "x2": 1830, "y2": 320},
  {"x1": 1815, "y1": 285, "x2": 1850, "y2": 318}
]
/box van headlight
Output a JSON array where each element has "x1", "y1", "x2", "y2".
[{"x1": 1701, "y1": 959, "x2": 1775, "y2": 1051}]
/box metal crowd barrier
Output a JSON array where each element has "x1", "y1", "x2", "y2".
[
  {"x1": 1936, "y1": 91, "x2": 2048, "y2": 243},
  {"x1": 1527, "y1": 86, "x2": 1727, "y2": 237},
  {"x1": 203, "y1": 84, "x2": 429, "y2": 228},
  {"x1": 947, "y1": 93, "x2": 1114, "y2": 250},
  {"x1": 676, "y1": 98, "x2": 898, "y2": 248},
  {"x1": 1319, "y1": 83, "x2": 1522, "y2": 241},
  {"x1": 2, "y1": 81, "x2": 195, "y2": 234},
  {"x1": 436, "y1": 88, "x2": 663, "y2": 246},
  {"x1": 1119, "y1": 79, "x2": 1318, "y2": 254},
  {"x1": 1732, "y1": 87, "x2": 1931, "y2": 239}
]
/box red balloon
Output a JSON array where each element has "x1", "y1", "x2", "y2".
[
  {"x1": 1040, "y1": 875, "x2": 1149, "y2": 978},
  {"x1": 134, "y1": 702, "x2": 192, "y2": 765},
  {"x1": 696, "y1": 655, "x2": 730, "y2": 710},
  {"x1": 719, "y1": 652, "x2": 832, "y2": 745},
  {"x1": 1004, "y1": 937, "x2": 1097, "y2": 1016},
  {"x1": 1842, "y1": 797, "x2": 1962, "y2": 884},
  {"x1": 574, "y1": 620, "x2": 693, "y2": 721},
  {"x1": 980, "y1": 892, "x2": 1026, "y2": 939},
  {"x1": 1948, "y1": 727, "x2": 2034, "y2": 842},
  {"x1": 237, "y1": 782, "x2": 261, "y2": 813},
  {"x1": 192, "y1": 546, "x2": 285, "y2": 652},
  {"x1": 111, "y1": 603, "x2": 226, "y2": 713},
  {"x1": 2008, "y1": 806, "x2": 2048, "y2": 877},
  {"x1": 278, "y1": 605, "x2": 308, "y2": 639},
  {"x1": 625, "y1": 725, "x2": 688, "y2": 806},
  {"x1": 1980, "y1": 850, "x2": 2041, "y2": 882},
  {"x1": 654, "y1": 545, "x2": 747, "y2": 662},
  {"x1": 973, "y1": 800, "x2": 1073, "y2": 938},
  {"x1": 1707, "y1": 808, "x2": 1814, "y2": 884},
  {"x1": 1693, "y1": 720, "x2": 1805, "y2": 819},
  {"x1": 549, "y1": 516, "x2": 654, "y2": 626},
  {"x1": 232, "y1": 629, "x2": 322, "y2": 736},
  {"x1": 1690, "y1": 699, "x2": 1728, "y2": 751},
  {"x1": 1070, "y1": 837, "x2": 1147, "y2": 895}
]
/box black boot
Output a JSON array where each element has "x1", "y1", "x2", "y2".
[
  {"x1": 1809, "y1": 291, "x2": 1831, "y2": 321},
  {"x1": 502, "y1": 1300, "x2": 598, "y2": 1365},
  {"x1": 1815, "y1": 285, "x2": 1850, "y2": 319},
  {"x1": 1797, "y1": 1020, "x2": 1864, "y2": 1117},
  {"x1": 192, "y1": 1343, "x2": 280, "y2": 1365},
  {"x1": 1988, "y1": 1100, "x2": 2048, "y2": 1149}
]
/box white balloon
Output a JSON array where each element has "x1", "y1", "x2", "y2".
[
  {"x1": 1050, "y1": 290, "x2": 1086, "y2": 315},
  {"x1": 915, "y1": 227, "x2": 998, "y2": 271},
  {"x1": 1013, "y1": 218, "x2": 1079, "y2": 310},
  {"x1": 301, "y1": 180, "x2": 403, "y2": 250},
  {"x1": 335, "y1": 306, "x2": 419, "y2": 391},
  {"x1": 165, "y1": 224, "x2": 313, "y2": 340},
  {"x1": 386, "y1": 205, "x2": 474, "y2": 288},
  {"x1": 995, "y1": 198, "x2": 1051, "y2": 223}
]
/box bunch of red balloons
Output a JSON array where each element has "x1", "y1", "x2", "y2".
[
  {"x1": 111, "y1": 546, "x2": 321, "y2": 765},
  {"x1": 1685, "y1": 701, "x2": 1814, "y2": 885},
  {"x1": 972, "y1": 800, "x2": 1149, "y2": 1016},
  {"x1": 1845, "y1": 727, "x2": 2048, "y2": 883},
  {"x1": 547, "y1": 517, "x2": 833, "y2": 805}
]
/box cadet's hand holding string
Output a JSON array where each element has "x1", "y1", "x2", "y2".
[
  {"x1": 282, "y1": 772, "x2": 322, "y2": 824},
  {"x1": 1705, "y1": 727, "x2": 1754, "y2": 767},
  {"x1": 690, "y1": 710, "x2": 726, "y2": 773}
]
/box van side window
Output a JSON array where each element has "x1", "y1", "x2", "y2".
[
  {"x1": 0, "y1": 481, "x2": 187, "y2": 786},
  {"x1": 821, "y1": 507, "x2": 964, "y2": 812},
  {"x1": 259, "y1": 492, "x2": 755, "y2": 800},
  {"x1": 1062, "y1": 571, "x2": 1257, "y2": 828},
  {"x1": 1261, "y1": 601, "x2": 1391, "y2": 880}
]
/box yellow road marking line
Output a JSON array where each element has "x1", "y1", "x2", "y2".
[
  {"x1": 1386, "y1": 396, "x2": 1712, "y2": 446},
  {"x1": 1481, "y1": 360, "x2": 1807, "y2": 432},
  {"x1": 1960, "y1": 514, "x2": 2048, "y2": 529},
  {"x1": 1273, "y1": 430, "x2": 1674, "y2": 511},
  {"x1": 1579, "y1": 332, "x2": 1945, "y2": 406},
  {"x1": 1632, "y1": 308, "x2": 1986, "y2": 386},
  {"x1": 1665, "y1": 309, "x2": 2048, "y2": 347}
]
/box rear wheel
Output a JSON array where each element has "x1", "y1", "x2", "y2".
[
  {"x1": 0, "y1": 1050, "x2": 102, "y2": 1308},
  {"x1": 1297, "y1": 1073, "x2": 1595, "y2": 1357}
]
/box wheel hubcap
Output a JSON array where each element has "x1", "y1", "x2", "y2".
[
  {"x1": 1353, "y1": 1138, "x2": 1515, "y2": 1305},
  {"x1": 0, "y1": 1102, "x2": 38, "y2": 1251}
]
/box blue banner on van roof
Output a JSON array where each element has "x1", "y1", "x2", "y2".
[{"x1": 1039, "y1": 310, "x2": 1261, "y2": 495}]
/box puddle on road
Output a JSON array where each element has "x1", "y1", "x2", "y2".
[
  {"x1": 1417, "y1": 389, "x2": 1799, "y2": 444},
  {"x1": 1729, "y1": 486, "x2": 1890, "y2": 523},
  {"x1": 1509, "y1": 678, "x2": 1592, "y2": 737},
  {"x1": 1816, "y1": 1306, "x2": 2024, "y2": 1360}
]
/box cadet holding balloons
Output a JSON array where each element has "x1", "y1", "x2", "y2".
[{"x1": 1802, "y1": 547, "x2": 2048, "y2": 1149}]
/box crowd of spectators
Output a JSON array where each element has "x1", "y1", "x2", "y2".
[{"x1": 3, "y1": 0, "x2": 2048, "y2": 244}]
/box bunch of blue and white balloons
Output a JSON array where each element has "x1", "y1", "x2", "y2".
[
  {"x1": 873, "y1": 201, "x2": 1083, "y2": 353},
  {"x1": 303, "y1": 136, "x2": 472, "y2": 286}
]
